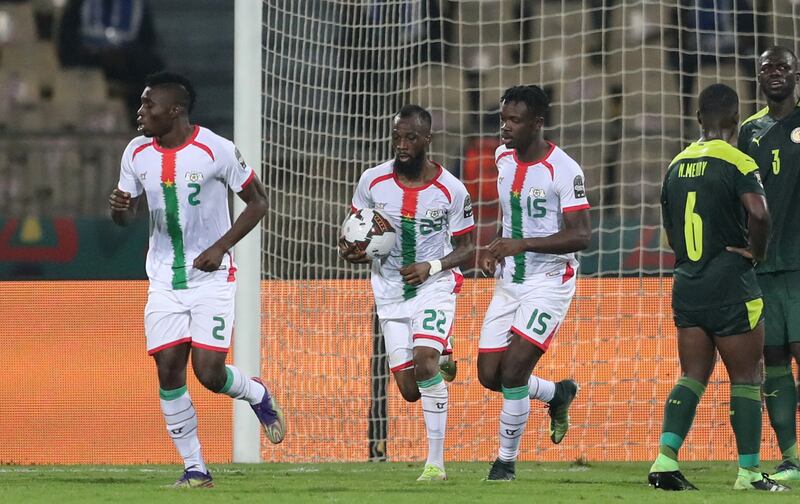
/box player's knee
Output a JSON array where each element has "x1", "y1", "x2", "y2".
[
  {"x1": 500, "y1": 366, "x2": 529, "y2": 389},
  {"x1": 764, "y1": 345, "x2": 790, "y2": 367},
  {"x1": 193, "y1": 367, "x2": 226, "y2": 392},
  {"x1": 412, "y1": 357, "x2": 438, "y2": 382},
  {"x1": 396, "y1": 380, "x2": 421, "y2": 402},
  {"x1": 477, "y1": 367, "x2": 501, "y2": 391}
]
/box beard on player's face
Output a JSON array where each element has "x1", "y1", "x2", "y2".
[
  {"x1": 394, "y1": 150, "x2": 426, "y2": 179},
  {"x1": 761, "y1": 77, "x2": 797, "y2": 102}
]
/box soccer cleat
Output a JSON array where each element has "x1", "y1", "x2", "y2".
[
  {"x1": 416, "y1": 464, "x2": 447, "y2": 481},
  {"x1": 168, "y1": 469, "x2": 214, "y2": 488},
  {"x1": 485, "y1": 458, "x2": 516, "y2": 481},
  {"x1": 250, "y1": 377, "x2": 286, "y2": 444},
  {"x1": 733, "y1": 469, "x2": 790, "y2": 491},
  {"x1": 548, "y1": 379, "x2": 579, "y2": 444},
  {"x1": 771, "y1": 459, "x2": 800, "y2": 482},
  {"x1": 648, "y1": 471, "x2": 698, "y2": 491}
]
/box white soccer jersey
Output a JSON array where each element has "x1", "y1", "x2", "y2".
[
  {"x1": 351, "y1": 160, "x2": 475, "y2": 305},
  {"x1": 495, "y1": 142, "x2": 590, "y2": 283},
  {"x1": 117, "y1": 125, "x2": 255, "y2": 290}
]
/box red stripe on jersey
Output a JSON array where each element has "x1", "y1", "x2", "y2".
[
  {"x1": 432, "y1": 179, "x2": 452, "y2": 203},
  {"x1": 148, "y1": 337, "x2": 192, "y2": 355},
  {"x1": 350, "y1": 204, "x2": 358, "y2": 214},
  {"x1": 496, "y1": 151, "x2": 514, "y2": 164},
  {"x1": 563, "y1": 203, "x2": 590, "y2": 213},
  {"x1": 452, "y1": 270, "x2": 464, "y2": 294},
  {"x1": 161, "y1": 151, "x2": 176, "y2": 183},
  {"x1": 510, "y1": 162, "x2": 528, "y2": 196},
  {"x1": 512, "y1": 142, "x2": 556, "y2": 167},
  {"x1": 401, "y1": 187, "x2": 419, "y2": 218},
  {"x1": 132, "y1": 141, "x2": 154, "y2": 160},
  {"x1": 369, "y1": 173, "x2": 394, "y2": 189},
  {"x1": 562, "y1": 262, "x2": 575, "y2": 284},
  {"x1": 240, "y1": 170, "x2": 255, "y2": 191},
  {"x1": 542, "y1": 159, "x2": 554, "y2": 180},
  {"x1": 191, "y1": 140, "x2": 215, "y2": 161},
  {"x1": 391, "y1": 360, "x2": 415, "y2": 373},
  {"x1": 393, "y1": 165, "x2": 443, "y2": 192},
  {"x1": 510, "y1": 323, "x2": 560, "y2": 352},
  {"x1": 452, "y1": 224, "x2": 475, "y2": 236},
  {"x1": 154, "y1": 125, "x2": 200, "y2": 153},
  {"x1": 227, "y1": 252, "x2": 237, "y2": 282}
]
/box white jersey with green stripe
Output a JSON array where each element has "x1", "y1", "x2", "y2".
[
  {"x1": 495, "y1": 142, "x2": 590, "y2": 283},
  {"x1": 117, "y1": 125, "x2": 255, "y2": 290},
  {"x1": 351, "y1": 160, "x2": 475, "y2": 305}
]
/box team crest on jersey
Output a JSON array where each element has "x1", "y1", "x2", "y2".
[
  {"x1": 528, "y1": 188, "x2": 546, "y2": 198},
  {"x1": 139, "y1": 172, "x2": 147, "y2": 180},
  {"x1": 185, "y1": 172, "x2": 204, "y2": 183},
  {"x1": 791, "y1": 128, "x2": 800, "y2": 144},
  {"x1": 426, "y1": 209, "x2": 444, "y2": 219},
  {"x1": 374, "y1": 202, "x2": 386, "y2": 209},
  {"x1": 573, "y1": 175, "x2": 585, "y2": 198}
]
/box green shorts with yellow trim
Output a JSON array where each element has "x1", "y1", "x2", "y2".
[
  {"x1": 673, "y1": 298, "x2": 764, "y2": 337},
  {"x1": 757, "y1": 271, "x2": 800, "y2": 346}
]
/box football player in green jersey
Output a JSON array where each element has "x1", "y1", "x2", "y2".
[
  {"x1": 738, "y1": 46, "x2": 800, "y2": 482},
  {"x1": 650, "y1": 84, "x2": 785, "y2": 491}
]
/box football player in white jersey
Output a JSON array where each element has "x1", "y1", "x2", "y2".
[
  {"x1": 478, "y1": 86, "x2": 591, "y2": 480},
  {"x1": 340, "y1": 105, "x2": 475, "y2": 481},
  {"x1": 108, "y1": 72, "x2": 284, "y2": 488}
]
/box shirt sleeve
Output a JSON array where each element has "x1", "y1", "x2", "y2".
[
  {"x1": 221, "y1": 141, "x2": 255, "y2": 193},
  {"x1": 448, "y1": 182, "x2": 476, "y2": 236},
  {"x1": 351, "y1": 171, "x2": 373, "y2": 213},
  {"x1": 733, "y1": 156, "x2": 765, "y2": 197},
  {"x1": 117, "y1": 143, "x2": 143, "y2": 197},
  {"x1": 557, "y1": 161, "x2": 590, "y2": 213}
]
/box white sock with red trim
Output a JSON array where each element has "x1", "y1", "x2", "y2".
[
  {"x1": 219, "y1": 365, "x2": 266, "y2": 405},
  {"x1": 528, "y1": 375, "x2": 555, "y2": 402}
]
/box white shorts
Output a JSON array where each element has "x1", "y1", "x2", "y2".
[
  {"x1": 376, "y1": 285, "x2": 456, "y2": 373},
  {"x1": 144, "y1": 282, "x2": 236, "y2": 355},
  {"x1": 478, "y1": 265, "x2": 576, "y2": 354}
]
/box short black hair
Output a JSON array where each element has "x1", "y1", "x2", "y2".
[
  {"x1": 760, "y1": 45, "x2": 799, "y2": 68},
  {"x1": 144, "y1": 71, "x2": 197, "y2": 113},
  {"x1": 395, "y1": 104, "x2": 432, "y2": 132},
  {"x1": 698, "y1": 83, "x2": 738, "y2": 122},
  {"x1": 500, "y1": 85, "x2": 550, "y2": 119}
]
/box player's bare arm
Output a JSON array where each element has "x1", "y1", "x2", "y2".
[
  {"x1": 337, "y1": 236, "x2": 371, "y2": 264},
  {"x1": 488, "y1": 208, "x2": 591, "y2": 259},
  {"x1": 400, "y1": 230, "x2": 475, "y2": 285},
  {"x1": 109, "y1": 189, "x2": 141, "y2": 227},
  {"x1": 726, "y1": 192, "x2": 771, "y2": 262},
  {"x1": 193, "y1": 175, "x2": 268, "y2": 272}
]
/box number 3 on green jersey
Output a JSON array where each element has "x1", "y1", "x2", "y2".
[{"x1": 684, "y1": 191, "x2": 703, "y2": 261}]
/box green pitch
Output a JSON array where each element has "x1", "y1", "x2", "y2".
[{"x1": 1, "y1": 462, "x2": 796, "y2": 504}]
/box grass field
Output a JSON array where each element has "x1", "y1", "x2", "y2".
[{"x1": 1, "y1": 461, "x2": 797, "y2": 503}]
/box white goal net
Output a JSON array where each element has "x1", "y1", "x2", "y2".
[{"x1": 259, "y1": 0, "x2": 799, "y2": 463}]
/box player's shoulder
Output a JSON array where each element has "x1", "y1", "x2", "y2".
[
  {"x1": 740, "y1": 106, "x2": 770, "y2": 129},
  {"x1": 358, "y1": 160, "x2": 395, "y2": 187},
  {"x1": 122, "y1": 135, "x2": 155, "y2": 162},
  {"x1": 193, "y1": 126, "x2": 236, "y2": 161},
  {"x1": 494, "y1": 144, "x2": 514, "y2": 164},
  {"x1": 434, "y1": 165, "x2": 469, "y2": 199},
  {"x1": 547, "y1": 144, "x2": 584, "y2": 178}
]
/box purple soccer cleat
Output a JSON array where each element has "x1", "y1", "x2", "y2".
[
  {"x1": 250, "y1": 377, "x2": 286, "y2": 444},
  {"x1": 169, "y1": 469, "x2": 214, "y2": 488}
]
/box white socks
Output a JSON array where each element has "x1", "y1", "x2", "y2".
[
  {"x1": 528, "y1": 375, "x2": 556, "y2": 402},
  {"x1": 219, "y1": 365, "x2": 266, "y2": 405},
  {"x1": 418, "y1": 373, "x2": 448, "y2": 469},
  {"x1": 160, "y1": 386, "x2": 207, "y2": 473},
  {"x1": 498, "y1": 385, "x2": 531, "y2": 462}
]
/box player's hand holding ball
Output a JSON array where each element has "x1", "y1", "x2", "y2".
[{"x1": 109, "y1": 188, "x2": 132, "y2": 211}]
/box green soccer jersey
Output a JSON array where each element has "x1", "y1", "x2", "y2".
[
  {"x1": 661, "y1": 140, "x2": 765, "y2": 310},
  {"x1": 739, "y1": 103, "x2": 800, "y2": 273}
]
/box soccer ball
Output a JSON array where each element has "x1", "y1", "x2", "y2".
[{"x1": 343, "y1": 209, "x2": 396, "y2": 259}]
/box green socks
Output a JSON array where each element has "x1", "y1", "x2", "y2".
[
  {"x1": 730, "y1": 384, "x2": 762, "y2": 469},
  {"x1": 764, "y1": 365, "x2": 798, "y2": 462},
  {"x1": 651, "y1": 376, "x2": 705, "y2": 472}
]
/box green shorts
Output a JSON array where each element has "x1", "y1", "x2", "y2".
[
  {"x1": 673, "y1": 298, "x2": 764, "y2": 337},
  {"x1": 757, "y1": 271, "x2": 800, "y2": 346}
]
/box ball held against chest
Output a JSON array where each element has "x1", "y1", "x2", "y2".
[{"x1": 343, "y1": 209, "x2": 397, "y2": 259}]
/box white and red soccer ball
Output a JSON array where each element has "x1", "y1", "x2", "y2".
[{"x1": 343, "y1": 208, "x2": 396, "y2": 259}]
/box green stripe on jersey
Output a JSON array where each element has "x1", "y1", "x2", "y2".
[
  {"x1": 400, "y1": 190, "x2": 419, "y2": 300},
  {"x1": 510, "y1": 165, "x2": 528, "y2": 284},
  {"x1": 161, "y1": 151, "x2": 188, "y2": 289}
]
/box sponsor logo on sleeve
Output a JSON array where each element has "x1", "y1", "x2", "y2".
[
  {"x1": 754, "y1": 170, "x2": 763, "y2": 187},
  {"x1": 791, "y1": 128, "x2": 800, "y2": 144},
  {"x1": 235, "y1": 148, "x2": 248, "y2": 170},
  {"x1": 573, "y1": 175, "x2": 585, "y2": 199},
  {"x1": 463, "y1": 195, "x2": 473, "y2": 218}
]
